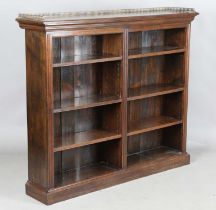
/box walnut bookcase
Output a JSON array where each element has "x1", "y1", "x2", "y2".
[{"x1": 16, "y1": 7, "x2": 198, "y2": 205}]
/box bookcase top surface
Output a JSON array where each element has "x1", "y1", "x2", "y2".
[{"x1": 17, "y1": 7, "x2": 197, "y2": 22}]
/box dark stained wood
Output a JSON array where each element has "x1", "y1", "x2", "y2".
[
  {"x1": 61, "y1": 145, "x2": 97, "y2": 173},
  {"x1": 127, "y1": 93, "x2": 182, "y2": 131},
  {"x1": 99, "y1": 137, "x2": 123, "y2": 168},
  {"x1": 17, "y1": 7, "x2": 197, "y2": 205},
  {"x1": 53, "y1": 95, "x2": 121, "y2": 113},
  {"x1": 55, "y1": 104, "x2": 121, "y2": 151},
  {"x1": 127, "y1": 129, "x2": 162, "y2": 155},
  {"x1": 127, "y1": 146, "x2": 182, "y2": 167},
  {"x1": 128, "y1": 116, "x2": 182, "y2": 136},
  {"x1": 47, "y1": 35, "x2": 55, "y2": 188},
  {"x1": 128, "y1": 46, "x2": 185, "y2": 59},
  {"x1": 53, "y1": 54, "x2": 122, "y2": 67},
  {"x1": 128, "y1": 54, "x2": 184, "y2": 92},
  {"x1": 54, "y1": 140, "x2": 122, "y2": 187},
  {"x1": 26, "y1": 151, "x2": 190, "y2": 205},
  {"x1": 55, "y1": 163, "x2": 117, "y2": 188},
  {"x1": 128, "y1": 84, "x2": 184, "y2": 101},
  {"x1": 128, "y1": 28, "x2": 186, "y2": 49},
  {"x1": 163, "y1": 124, "x2": 183, "y2": 150},
  {"x1": 121, "y1": 28, "x2": 129, "y2": 167},
  {"x1": 181, "y1": 26, "x2": 191, "y2": 153},
  {"x1": 127, "y1": 125, "x2": 183, "y2": 154},
  {"x1": 25, "y1": 31, "x2": 54, "y2": 190},
  {"x1": 53, "y1": 33, "x2": 122, "y2": 67},
  {"x1": 54, "y1": 129, "x2": 121, "y2": 152},
  {"x1": 51, "y1": 28, "x2": 124, "y2": 37},
  {"x1": 53, "y1": 62, "x2": 121, "y2": 111}
]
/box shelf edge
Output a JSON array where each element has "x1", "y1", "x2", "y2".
[
  {"x1": 127, "y1": 86, "x2": 184, "y2": 101},
  {"x1": 128, "y1": 48, "x2": 185, "y2": 59},
  {"x1": 128, "y1": 119, "x2": 183, "y2": 136},
  {"x1": 54, "y1": 134, "x2": 122, "y2": 152},
  {"x1": 53, "y1": 98, "x2": 122, "y2": 113},
  {"x1": 53, "y1": 56, "x2": 122, "y2": 67}
]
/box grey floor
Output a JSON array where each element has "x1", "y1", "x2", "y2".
[{"x1": 0, "y1": 140, "x2": 216, "y2": 210}]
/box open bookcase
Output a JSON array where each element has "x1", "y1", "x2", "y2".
[{"x1": 17, "y1": 7, "x2": 198, "y2": 204}]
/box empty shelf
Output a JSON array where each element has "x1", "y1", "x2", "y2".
[
  {"x1": 54, "y1": 129, "x2": 121, "y2": 152},
  {"x1": 127, "y1": 146, "x2": 182, "y2": 167},
  {"x1": 128, "y1": 116, "x2": 182, "y2": 136},
  {"x1": 128, "y1": 46, "x2": 185, "y2": 59},
  {"x1": 55, "y1": 163, "x2": 117, "y2": 188},
  {"x1": 53, "y1": 53, "x2": 122, "y2": 67},
  {"x1": 54, "y1": 95, "x2": 122, "y2": 113},
  {"x1": 128, "y1": 84, "x2": 184, "y2": 101}
]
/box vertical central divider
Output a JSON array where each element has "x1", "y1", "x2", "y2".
[{"x1": 121, "y1": 28, "x2": 129, "y2": 167}]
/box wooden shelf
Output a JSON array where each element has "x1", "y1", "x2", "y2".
[
  {"x1": 54, "y1": 95, "x2": 122, "y2": 113},
  {"x1": 55, "y1": 163, "x2": 117, "y2": 188},
  {"x1": 128, "y1": 116, "x2": 182, "y2": 136},
  {"x1": 54, "y1": 129, "x2": 121, "y2": 152},
  {"x1": 128, "y1": 46, "x2": 185, "y2": 59},
  {"x1": 53, "y1": 53, "x2": 122, "y2": 67},
  {"x1": 128, "y1": 84, "x2": 184, "y2": 101},
  {"x1": 127, "y1": 146, "x2": 182, "y2": 167}
]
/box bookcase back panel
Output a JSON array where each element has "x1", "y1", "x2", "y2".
[
  {"x1": 54, "y1": 104, "x2": 121, "y2": 148},
  {"x1": 55, "y1": 145, "x2": 97, "y2": 173},
  {"x1": 52, "y1": 33, "x2": 123, "y2": 64},
  {"x1": 127, "y1": 125, "x2": 182, "y2": 156},
  {"x1": 127, "y1": 92, "x2": 182, "y2": 129},
  {"x1": 53, "y1": 62, "x2": 120, "y2": 109},
  {"x1": 128, "y1": 54, "x2": 184, "y2": 90},
  {"x1": 54, "y1": 139, "x2": 122, "y2": 187},
  {"x1": 128, "y1": 28, "x2": 186, "y2": 50},
  {"x1": 162, "y1": 124, "x2": 183, "y2": 150},
  {"x1": 127, "y1": 130, "x2": 162, "y2": 155}
]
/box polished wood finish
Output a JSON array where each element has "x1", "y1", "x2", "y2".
[
  {"x1": 127, "y1": 146, "x2": 183, "y2": 166},
  {"x1": 128, "y1": 46, "x2": 185, "y2": 59},
  {"x1": 54, "y1": 129, "x2": 121, "y2": 152},
  {"x1": 52, "y1": 33, "x2": 122, "y2": 67},
  {"x1": 128, "y1": 84, "x2": 184, "y2": 101},
  {"x1": 26, "y1": 151, "x2": 190, "y2": 204},
  {"x1": 53, "y1": 61, "x2": 121, "y2": 112},
  {"x1": 17, "y1": 7, "x2": 198, "y2": 205},
  {"x1": 53, "y1": 95, "x2": 122, "y2": 113},
  {"x1": 25, "y1": 31, "x2": 54, "y2": 189},
  {"x1": 55, "y1": 163, "x2": 118, "y2": 188},
  {"x1": 53, "y1": 55, "x2": 122, "y2": 67},
  {"x1": 127, "y1": 116, "x2": 182, "y2": 136}
]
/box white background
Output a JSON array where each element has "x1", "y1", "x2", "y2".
[{"x1": 0, "y1": 0, "x2": 215, "y2": 209}]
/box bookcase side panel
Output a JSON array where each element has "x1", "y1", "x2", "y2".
[
  {"x1": 26, "y1": 30, "x2": 53, "y2": 189},
  {"x1": 181, "y1": 25, "x2": 191, "y2": 153}
]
